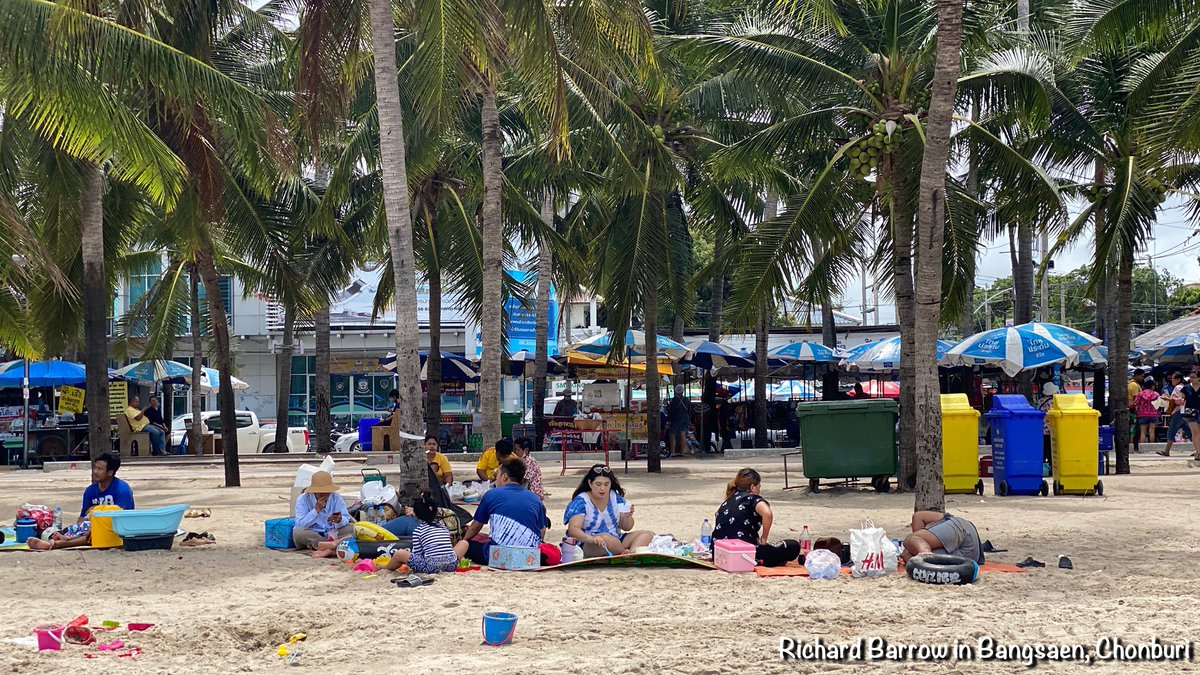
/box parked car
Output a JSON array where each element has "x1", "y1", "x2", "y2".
[
  {"x1": 333, "y1": 431, "x2": 361, "y2": 453},
  {"x1": 170, "y1": 411, "x2": 310, "y2": 454}
]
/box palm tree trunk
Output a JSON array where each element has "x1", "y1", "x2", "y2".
[
  {"x1": 709, "y1": 238, "x2": 724, "y2": 343},
  {"x1": 314, "y1": 302, "x2": 331, "y2": 453},
  {"x1": 81, "y1": 164, "x2": 109, "y2": 459},
  {"x1": 426, "y1": 264, "x2": 443, "y2": 435},
  {"x1": 754, "y1": 192, "x2": 776, "y2": 449},
  {"x1": 369, "y1": 0, "x2": 424, "y2": 500},
  {"x1": 189, "y1": 269, "x2": 204, "y2": 454},
  {"x1": 1112, "y1": 248, "x2": 1133, "y2": 475},
  {"x1": 886, "y1": 155, "x2": 918, "y2": 492},
  {"x1": 821, "y1": 298, "x2": 838, "y2": 400},
  {"x1": 274, "y1": 306, "x2": 295, "y2": 453},
  {"x1": 912, "y1": 0, "x2": 963, "y2": 512},
  {"x1": 479, "y1": 81, "x2": 505, "y2": 445},
  {"x1": 1092, "y1": 161, "x2": 1108, "y2": 421},
  {"x1": 960, "y1": 91, "x2": 981, "y2": 339},
  {"x1": 533, "y1": 195, "x2": 554, "y2": 453},
  {"x1": 644, "y1": 281, "x2": 662, "y2": 472},
  {"x1": 195, "y1": 242, "x2": 239, "y2": 486}
]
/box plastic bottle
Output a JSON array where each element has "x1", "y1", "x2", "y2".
[
  {"x1": 700, "y1": 519, "x2": 712, "y2": 549},
  {"x1": 53, "y1": 507, "x2": 63, "y2": 531},
  {"x1": 799, "y1": 525, "x2": 812, "y2": 558}
]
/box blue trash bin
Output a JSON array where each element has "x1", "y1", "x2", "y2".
[
  {"x1": 358, "y1": 418, "x2": 382, "y2": 452},
  {"x1": 1098, "y1": 425, "x2": 1114, "y2": 476},
  {"x1": 984, "y1": 395, "x2": 1049, "y2": 496}
]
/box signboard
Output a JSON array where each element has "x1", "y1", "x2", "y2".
[
  {"x1": 329, "y1": 356, "x2": 387, "y2": 375},
  {"x1": 599, "y1": 412, "x2": 647, "y2": 441},
  {"x1": 476, "y1": 269, "x2": 559, "y2": 357},
  {"x1": 110, "y1": 381, "x2": 129, "y2": 419},
  {"x1": 583, "y1": 382, "x2": 621, "y2": 409},
  {"x1": 58, "y1": 385, "x2": 85, "y2": 415}
]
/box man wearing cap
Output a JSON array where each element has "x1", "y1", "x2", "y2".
[{"x1": 293, "y1": 471, "x2": 354, "y2": 557}]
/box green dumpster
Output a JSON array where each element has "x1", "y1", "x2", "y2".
[
  {"x1": 501, "y1": 412, "x2": 522, "y2": 439},
  {"x1": 795, "y1": 399, "x2": 898, "y2": 492}
]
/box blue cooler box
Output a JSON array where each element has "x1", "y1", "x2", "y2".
[{"x1": 985, "y1": 395, "x2": 1049, "y2": 496}]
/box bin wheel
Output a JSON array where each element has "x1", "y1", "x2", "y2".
[
  {"x1": 1039, "y1": 481, "x2": 1049, "y2": 497},
  {"x1": 975, "y1": 480, "x2": 984, "y2": 496},
  {"x1": 808, "y1": 478, "x2": 820, "y2": 493},
  {"x1": 871, "y1": 476, "x2": 891, "y2": 493},
  {"x1": 1095, "y1": 481, "x2": 1103, "y2": 496},
  {"x1": 997, "y1": 481, "x2": 1009, "y2": 497},
  {"x1": 1052, "y1": 481, "x2": 1062, "y2": 496}
]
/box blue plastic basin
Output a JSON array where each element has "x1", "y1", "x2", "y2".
[{"x1": 105, "y1": 505, "x2": 189, "y2": 537}]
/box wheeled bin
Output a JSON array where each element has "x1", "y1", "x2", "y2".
[
  {"x1": 984, "y1": 395, "x2": 1048, "y2": 496},
  {"x1": 1047, "y1": 394, "x2": 1102, "y2": 496},
  {"x1": 1098, "y1": 425, "x2": 1114, "y2": 476},
  {"x1": 795, "y1": 399, "x2": 898, "y2": 493},
  {"x1": 942, "y1": 394, "x2": 983, "y2": 494}
]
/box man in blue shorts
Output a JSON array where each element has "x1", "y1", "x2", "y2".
[
  {"x1": 900, "y1": 510, "x2": 984, "y2": 565},
  {"x1": 461, "y1": 459, "x2": 547, "y2": 565},
  {"x1": 28, "y1": 453, "x2": 135, "y2": 550}
]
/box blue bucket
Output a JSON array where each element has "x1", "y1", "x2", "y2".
[
  {"x1": 482, "y1": 612, "x2": 518, "y2": 646},
  {"x1": 15, "y1": 518, "x2": 37, "y2": 542}
]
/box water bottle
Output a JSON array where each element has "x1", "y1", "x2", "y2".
[
  {"x1": 700, "y1": 519, "x2": 712, "y2": 549},
  {"x1": 368, "y1": 506, "x2": 378, "y2": 524},
  {"x1": 53, "y1": 507, "x2": 63, "y2": 531},
  {"x1": 799, "y1": 525, "x2": 812, "y2": 558}
]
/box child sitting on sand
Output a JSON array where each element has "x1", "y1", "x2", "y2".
[{"x1": 384, "y1": 492, "x2": 468, "y2": 574}]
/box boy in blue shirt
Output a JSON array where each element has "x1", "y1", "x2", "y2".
[{"x1": 28, "y1": 453, "x2": 135, "y2": 550}]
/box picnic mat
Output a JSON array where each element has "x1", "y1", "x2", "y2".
[
  {"x1": 534, "y1": 552, "x2": 717, "y2": 572},
  {"x1": 0, "y1": 528, "x2": 28, "y2": 551},
  {"x1": 754, "y1": 561, "x2": 1025, "y2": 578}
]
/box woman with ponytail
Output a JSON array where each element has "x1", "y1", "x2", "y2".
[{"x1": 712, "y1": 468, "x2": 800, "y2": 567}]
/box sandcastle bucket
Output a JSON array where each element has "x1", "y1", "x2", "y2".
[
  {"x1": 482, "y1": 612, "x2": 518, "y2": 646},
  {"x1": 35, "y1": 624, "x2": 64, "y2": 651}
]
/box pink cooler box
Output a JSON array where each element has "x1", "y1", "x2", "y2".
[{"x1": 713, "y1": 539, "x2": 758, "y2": 573}]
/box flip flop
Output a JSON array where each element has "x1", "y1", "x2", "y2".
[
  {"x1": 981, "y1": 540, "x2": 1007, "y2": 553},
  {"x1": 392, "y1": 574, "x2": 435, "y2": 588},
  {"x1": 1058, "y1": 555, "x2": 1073, "y2": 570},
  {"x1": 1156, "y1": 450, "x2": 1170, "y2": 457},
  {"x1": 1015, "y1": 556, "x2": 1046, "y2": 569}
]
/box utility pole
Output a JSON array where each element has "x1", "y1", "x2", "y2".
[
  {"x1": 1060, "y1": 281, "x2": 1066, "y2": 325},
  {"x1": 861, "y1": 264, "x2": 869, "y2": 327},
  {"x1": 1040, "y1": 231, "x2": 1050, "y2": 322}
]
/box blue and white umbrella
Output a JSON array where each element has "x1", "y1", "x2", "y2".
[
  {"x1": 942, "y1": 326, "x2": 1078, "y2": 376},
  {"x1": 505, "y1": 350, "x2": 566, "y2": 377},
  {"x1": 382, "y1": 351, "x2": 480, "y2": 382},
  {"x1": 682, "y1": 340, "x2": 755, "y2": 370},
  {"x1": 195, "y1": 367, "x2": 250, "y2": 393},
  {"x1": 731, "y1": 380, "x2": 817, "y2": 402},
  {"x1": 112, "y1": 359, "x2": 196, "y2": 385},
  {"x1": 569, "y1": 330, "x2": 689, "y2": 360},
  {"x1": 841, "y1": 336, "x2": 956, "y2": 373},
  {"x1": 768, "y1": 341, "x2": 839, "y2": 363},
  {"x1": 1138, "y1": 334, "x2": 1200, "y2": 364},
  {"x1": 1073, "y1": 345, "x2": 1108, "y2": 369},
  {"x1": 1018, "y1": 322, "x2": 1102, "y2": 350},
  {"x1": 0, "y1": 360, "x2": 88, "y2": 387}
]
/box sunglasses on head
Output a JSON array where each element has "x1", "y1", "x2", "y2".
[{"x1": 591, "y1": 465, "x2": 612, "y2": 475}]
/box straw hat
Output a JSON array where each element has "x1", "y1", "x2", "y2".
[{"x1": 305, "y1": 471, "x2": 341, "y2": 494}]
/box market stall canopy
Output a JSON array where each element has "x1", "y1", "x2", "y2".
[
  {"x1": 1134, "y1": 314, "x2": 1200, "y2": 348},
  {"x1": 565, "y1": 352, "x2": 675, "y2": 376},
  {"x1": 1136, "y1": 333, "x2": 1199, "y2": 364},
  {"x1": 731, "y1": 380, "x2": 816, "y2": 401},
  {"x1": 0, "y1": 360, "x2": 87, "y2": 387},
  {"x1": 568, "y1": 330, "x2": 688, "y2": 360},
  {"x1": 681, "y1": 341, "x2": 754, "y2": 370}
]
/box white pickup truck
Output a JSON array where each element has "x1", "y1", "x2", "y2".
[{"x1": 169, "y1": 411, "x2": 310, "y2": 454}]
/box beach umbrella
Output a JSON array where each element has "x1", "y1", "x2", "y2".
[
  {"x1": 381, "y1": 351, "x2": 479, "y2": 381},
  {"x1": 195, "y1": 367, "x2": 250, "y2": 393},
  {"x1": 860, "y1": 380, "x2": 901, "y2": 399},
  {"x1": 111, "y1": 359, "x2": 195, "y2": 385},
  {"x1": 504, "y1": 350, "x2": 566, "y2": 377},
  {"x1": 568, "y1": 330, "x2": 688, "y2": 360},
  {"x1": 942, "y1": 326, "x2": 1078, "y2": 376},
  {"x1": 841, "y1": 336, "x2": 956, "y2": 373},
  {"x1": 1071, "y1": 346, "x2": 1108, "y2": 369},
  {"x1": 1138, "y1": 334, "x2": 1200, "y2": 364},
  {"x1": 1018, "y1": 322, "x2": 1103, "y2": 350},
  {"x1": 767, "y1": 341, "x2": 839, "y2": 363},
  {"x1": 732, "y1": 380, "x2": 816, "y2": 401},
  {"x1": 0, "y1": 360, "x2": 88, "y2": 387},
  {"x1": 682, "y1": 341, "x2": 755, "y2": 370}
]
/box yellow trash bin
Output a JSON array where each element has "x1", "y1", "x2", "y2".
[
  {"x1": 89, "y1": 506, "x2": 124, "y2": 549},
  {"x1": 942, "y1": 394, "x2": 983, "y2": 495},
  {"x1": 1047, "y1": 394, "x2": 1102, "y2": 496}
]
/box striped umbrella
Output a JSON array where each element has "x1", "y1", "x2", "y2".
[
  {"x1": 1138, "y1": 334, "x2": 1200, "y2": 364},
  {"x1": 195, "y1": 367, "x2": 251, "y2": 393},
  {"x1": 112, "y1": 359, "x2": 196, "y2": 385},
  {"x1": 682, "y1": 340, "x2": 755, "y2": 370},
  {"x1": 1018, "y1": 322, "x2": 1102, "y2": 350},
  {"x1": 767, "y1": 341, "x2": 839, "y2": 363},
  {"x1": 942, "y1": 326, "x2": 1078, "y2": 376},
  {"x1": 505, "y1": 350, "x2": 567, "y2": 377},
  {"x1": 381, "y1": 351, "x2": 480, "y2": 382},
  {"x1": 841, "y1": 336, "x2": 956, "y2": 373},
  {"x1": 568, "y1": 330, "x2": 689, "y2": 360}
]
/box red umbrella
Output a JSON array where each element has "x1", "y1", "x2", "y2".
[{"x1": 860, "y1": 381, "x2": 900, "y2": 399}]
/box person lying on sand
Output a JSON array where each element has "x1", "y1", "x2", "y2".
[
  {"x1": 293, "y1": 471, "x2": 354, "y2": 558},
  {"x1": 563, "y1": 464, "x2": 654, "y2": 557},
  {"x1": 900, "y1": 511, "x2": 985, "y2": 565},
  {"x1": 28, "y1": 452, "x2": 135, "y2": 551}
]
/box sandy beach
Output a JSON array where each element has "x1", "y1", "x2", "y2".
[{"x1": 1, "y1": 454, "x2": 1198, "y2": 674}]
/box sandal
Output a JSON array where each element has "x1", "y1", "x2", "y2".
[
  {"x1": 1156, "y1": 450, "x2": 1170, "y2": 457},
  {"x1": 392, "y1": 574, "x2": 435, "y2": 588},
  {"x1": 180, "y1": 532, "x2": 215, "y2": 547}
]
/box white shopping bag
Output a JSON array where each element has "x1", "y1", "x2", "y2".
[{"x1": 850, "y1": 519, "x2": 898, "y2": 578}]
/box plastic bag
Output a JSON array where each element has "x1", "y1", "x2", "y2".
[
  {"x1": 804, "y1": 548, "x2": 841, "y2": 580},
  {"x1": 447, "y1": 483, "x2": 466, "y2": 503},
  {"x1": 360, "y1": 482, "x2": 396, "y2": 507},
  {"x1": 850, "y1": 519, "x2": 898, "y2": 578}
]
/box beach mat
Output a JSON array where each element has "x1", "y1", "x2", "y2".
[
  {"x1": 754, "y1": 561, "x2": 1025, "y2": 578},
  {"x1": 0, "y1": 529, "x2": 28, "y2": 551},
  {"x1": 534, "y1": 552, "x2": 717, "y2": 572}
]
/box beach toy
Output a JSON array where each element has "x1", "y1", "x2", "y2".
[
  {"x1": 127, "y1": 623, "x2": 155, "y2": 632},
  {"x1": 101, "y1": 621, "x2": 120, "y2": 630},
  {"x1": 104, "y1": 505, "x2": 189, "y2": 538},
  {"x1": 906, "y1": 554, "x2": 979, "y2": 585},
  {"x1": 34, "y1": 624, "x2": 64, "y2": 651},
  {"x1": 336, "y1": 538, "x2": 359, "y2": 563},
  {"x1": 353, "y1": 521, "x2": 397, "y2": 542},
  {"x1": 352, "y1": 559, "x2": 376, "y2": 573},
  {"x1": 15, "y1": 519, "x2": 37, "y2": 542},
  {"x1": 482, "y1": 612, "x2": 518, "y2": 646}
]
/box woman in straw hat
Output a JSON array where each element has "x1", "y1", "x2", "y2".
[{"x1": 292, "y1": 471, "x2": 354, "y2": 557}]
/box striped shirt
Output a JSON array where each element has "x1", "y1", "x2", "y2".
[{"x1": 412, "y1": 522, "x2": 456, "y2": 561}]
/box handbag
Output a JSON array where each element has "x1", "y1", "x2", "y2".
[{"x1": 850, "y1": 519, "x2": 898, "y2": 579}]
